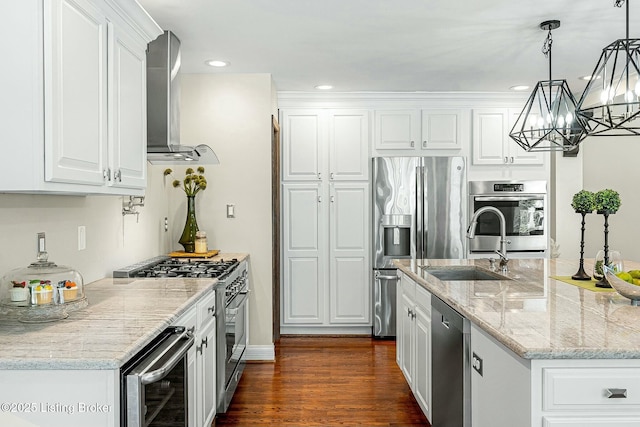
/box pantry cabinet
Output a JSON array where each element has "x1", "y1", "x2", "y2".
[
  {"x1": 281, "y1": 109, "x2": 370, "y2": 331},
  {"x1": 0, "y1": 0, "x2": 161, "y2": 195},
  {"x1": 374, "y1": 109, "x2": 464, "y2": 152},
  {"x1": 472, "y1": 108, "x2": 543, "y2": 166},
  {"x1": 397, "y1": 271, "x2": 432, "y2": 422}
]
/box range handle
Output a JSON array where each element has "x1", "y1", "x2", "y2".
[{"x1": 375, "y1": 272, "x2": 398, "y2": 281}]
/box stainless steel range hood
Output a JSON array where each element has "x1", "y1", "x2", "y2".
[{"x1": 146, "y1": 31, "x2": 220, "y2": 165}]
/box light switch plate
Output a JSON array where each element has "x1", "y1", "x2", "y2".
[{"x1": 227, "y1": 204, "x2": 235, "y2": 218}]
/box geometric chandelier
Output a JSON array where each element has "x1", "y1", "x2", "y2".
[
  {"x1": 510, "y1": 20, "x2": 589, "y2": 152},
  {"x1": 576, "y1": 0, "x2": 640, "y2": 136}
]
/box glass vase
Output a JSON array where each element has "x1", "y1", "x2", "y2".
[{"x1": 179, "y1": 196, "x2": 199, "y2": 253}]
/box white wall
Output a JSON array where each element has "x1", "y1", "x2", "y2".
[
  {"x1": 179, "y1": 73, "x2": 275, "y2": 347},
  {"x1": 550, "y1": 150, "x2": 584, "y2": 259},
  {"x1": 581, "y1": 136, "x2": 640, "y2": 263},
  {"x1": 0, "y1": 166, "x2": 170, "y2": 284}
]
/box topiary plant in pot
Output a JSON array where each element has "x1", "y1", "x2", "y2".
[
  {"x1": 594, "y1": 189, "x2": 622, "y2": 287},
  {"x1": 571, "y1": 190, "x2": 596, "y2": 280}
]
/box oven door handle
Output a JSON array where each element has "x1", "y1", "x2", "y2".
[
  {"x1": 227, "y1": 290, "x2": 249, "y2": 315},
  {"x1": 140, "y1": 332, "x2": 195, "y2": 385},
  {"x1": 474, "y1": 196, "x2": 543, "y2": 202}
]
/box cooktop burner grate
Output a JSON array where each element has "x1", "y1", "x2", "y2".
[{"x1": 114, "y1": 257, "x2": 239, "y2": 279}]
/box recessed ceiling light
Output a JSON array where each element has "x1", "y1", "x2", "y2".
[
  {"x1": 314, "y1": 85, "x2": 333, "y2": 90},
  {"x1": 206, "y1": 60, "x2": 229, "y2": 67},
  {"x1": 509, "y1": 85, "x2": 530, "y2": 91},
  {"x1": 579, "y1": 74, "x2": 601, "y2": 81}
]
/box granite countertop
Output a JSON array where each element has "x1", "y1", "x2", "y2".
[
  {"x1": 0, "y1": 253, "x2": 249, "y2": 370},
  {"x1": 395, "y1": 258, "x2": 640, "y2": 360}
]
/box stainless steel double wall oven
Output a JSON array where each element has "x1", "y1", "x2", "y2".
[{"x1": 468, "y1": 180, "x2": 547, "y2": 254}]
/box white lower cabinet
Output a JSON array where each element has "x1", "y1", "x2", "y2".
[
  {"x1": 282, "y1": 181, "x2": 369, "y2": 330},
  {"x1": 470, "y1": 323, "x2": 640, "y2": 426},
  {"x1": 196, "y1": 291, "x2": 217, "y2": 427},
  {"x1": 396, "y1": 271, "x2": 431, "y2": 422}
]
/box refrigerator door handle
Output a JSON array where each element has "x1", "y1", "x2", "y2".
[{"x1": 415, "y1": 165, "x2": 423, "y2": 260}]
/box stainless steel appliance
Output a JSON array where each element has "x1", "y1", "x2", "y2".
[
  {"x1": 218, "y1": 262, "x2": 249, "y2": 413},
  {"x1": 468, "y1": 180, "x2": 547, "y2": 254},
  {"x1": 146, "y1": 31, "x2": 220, "y2": 165},
  {"x1": 372, "y1": 156, "x2": 466, "y2": 338},
  {"x1": 431, "y1": 295, "x2": 471, "y2": 427},
  {"x1": 121, "y1": 326, "x2": 194, "y2": 427},
  {"x1": 113, "y1": 256, "x2": 248, "y2": 414}
]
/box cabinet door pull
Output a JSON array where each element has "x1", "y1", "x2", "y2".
[
  {"x1": 114, "y1": 169, "x2": 122, "y2": 182},
  {"x1": 504, "y1": 157, "x2": 508, "y2": 163},
  {"x1": 410, "y1": 141, "x2": 415, "y2": 148},
  {"x1": 510, "y1": 157, "x2": 514, "y2": 163},
  {"x1": 208, "y1": 305, "x2": 215, "y2": 314},
  {"x1": 318, "y1": 196, "x2": 322, "y2": 203},
  {"x1": 103, "y1": 168, "x2": 111, "y2": 181},
  {"x1": 422, "y1": 140, "x2": 427, "y2": 148},
  {"x1": 330, "y1": 195, "x2": 335, "y2": 203},
  {"x1": 605, "y1": 388, "x2": 627, "y2": 399},
  {"x1": 202, "y1": 336, "x2": 208, "y2": 348},
  {"x1": 318, "y1": 172, "x2": 321, "y2": 180},
  {"x1": 330, "y1": 172, "x2": 334, "y2": 180}
]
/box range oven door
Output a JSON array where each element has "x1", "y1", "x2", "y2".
[
  {"x1": 121, "y1": 327, "x2": 194, "y2": 427},
  {"x1": 224, "y1": 290, "x2": 248, "y2": 402},
  {"x1": 470, "y1": 195, "x2": 546, "y2": 253}
]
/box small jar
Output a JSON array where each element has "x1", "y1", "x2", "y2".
[{"x1": 195, "y1": 231, "x2": 208, "y2": 254}]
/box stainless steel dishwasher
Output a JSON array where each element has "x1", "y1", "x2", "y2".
[{"x1": 431, "y1": 295, "x2": 471, "y2": 427}]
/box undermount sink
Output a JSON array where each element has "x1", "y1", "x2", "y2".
[{"x1": 421, "y1": 266, "x2": 510, "y2": 282}]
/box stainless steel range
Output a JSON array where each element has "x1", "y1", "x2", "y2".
[{"x1": 113, "y1": 256, "x2": 249, "y2": 414}]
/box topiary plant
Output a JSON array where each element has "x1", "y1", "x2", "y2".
[
  {"x1": 595, "y1": 189, "x2": 621, "y2": 214},
  {"x1": 571, "y1": 190, "x2": 596, "y2": 214}
]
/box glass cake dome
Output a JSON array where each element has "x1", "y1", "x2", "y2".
[{"x1": 0, "y1": 233, "x2": 87, "y2": 322}]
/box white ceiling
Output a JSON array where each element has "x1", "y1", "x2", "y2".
[{"x1": 137, "y1": 0, "x2": 637, "y2": 95}]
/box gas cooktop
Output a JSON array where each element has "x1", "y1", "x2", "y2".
[{"x1": 113, "y1": 256, "x2": 239, "y2": 279}]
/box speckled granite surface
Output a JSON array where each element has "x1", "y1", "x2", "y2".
[
  {"x1": 395, "y1": 258, "x2": 640, "y2": 360},
  {"x1": 0, "y1": 253, "x2": 249, "y2": 370}
]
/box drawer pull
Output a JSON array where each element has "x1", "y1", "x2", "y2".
[{"x1": 605, "y1": 388, "x2": 627, "y2": 399}]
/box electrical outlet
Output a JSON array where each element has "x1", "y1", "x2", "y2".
[
  {"x1": 78, "y1": 226, "x2": 86, "y2": 251},
  {"x1": 472, "y1": 352, "x2": 483, "y2": 376}
]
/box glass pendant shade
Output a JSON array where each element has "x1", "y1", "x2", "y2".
[
  {"x1": 510, "y1": 79, "x2": 588, "y2": 152},
  {"x1": 576, "y1": 38, "x2": 640, "y2": 135}
]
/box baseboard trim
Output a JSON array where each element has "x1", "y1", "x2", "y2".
[
  {"x1": 280, "y1": 326, "x2": 372, "y2": 335},
  {"x1": 245, "y1": 344, "x2": 275, "y2": 361}
]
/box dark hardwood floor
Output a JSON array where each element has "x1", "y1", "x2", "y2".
[{"x1": 215, "y1": 336, "x2": 429, "y2": 427}]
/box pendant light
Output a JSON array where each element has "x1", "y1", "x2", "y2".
[
  {"x1": 510, "y1": 20, "x2": 588, "y2": 152},
  {"x1": 576, "y1": 0, "x2": 640, "y2": 135}
]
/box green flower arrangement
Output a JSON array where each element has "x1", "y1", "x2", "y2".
[
  {"x1": 164, "y1": 167, "x2": 207, "y2": 197},
  {"x1": 595, "y1": 189, "x2": 621, "y2": 214},
  {"x1": 571, "y1": 190, "x2": 596, "y2": 214}
]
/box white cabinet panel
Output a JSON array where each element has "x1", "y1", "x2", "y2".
[
  {"x1": 328, "y1": 110, "x2": 369, "y2": 180},
  {"x1": 284, "y1": 184, "x2": 321, "y2": 251},
  {"x1": 46, "y1": 0, "x2": 108, "y2": 185},
  {"x1": 284, "y1": 258, "x2": 323, "y2": 323},
  {"x1": 109, "y1": 21, "x2": 147, "y2": 189},
  {"x1": 472, "y1": 108, "x2": 544, "y2": 166},
  {"x1": 542, "y1": 417, "x2": 640, "y2": 426},
  {"x1": 282, "y1": 110, "x2": 323, "y2": 181},
  {"x1": 197, "y1": 317, "x2": 216, "y2": 427},
  {"x1": 421, "y1": 109, "x2": 462, "y2": 150},
  {"x1": 330, "y1": 258, "x2": 367, "y2": 322},
  {"x1": 375, "y1": 110, "x2": 420, "y2": 150},
  {"x1": 414, "y1": 304, "x2": 431, "y2": 420}
]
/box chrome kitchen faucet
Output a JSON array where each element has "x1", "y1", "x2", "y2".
[{"x1": 467, "y1": 206, "x2": 510, "y2": 272}]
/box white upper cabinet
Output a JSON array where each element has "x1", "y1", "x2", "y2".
[
  {"x1": 420, "y1": 109, "x2": 463, "y2": 150},
  {"x1": 0, "y1": 0, "x2": 161, "y2": 195},
  {"x1": 281, "y1": 110, "x2": 324, "y2": 181},
  {"x1": 472, "y1": 108, "x2": 544, "y2": 166},
  {"x1": 375, "y1": 110, "x2": 421, "y2": 150},
  {"x1": 375, "y1": 109, "x2": 465, "y2": 153},
  {"x1": 46, "y1": 0, "x2": 109, "y2": 186},
  {"x1": 328, "y1": 110, "x2": 369, "y2": 181},
  {"x1": 282, "y1": 109, "x2": 369, "y2": 182}
]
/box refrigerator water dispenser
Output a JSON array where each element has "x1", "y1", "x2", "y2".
[{"x1": 381, "y1": 214, "x2": 412, "y2": 257}]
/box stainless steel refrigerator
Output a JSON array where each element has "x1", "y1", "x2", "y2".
[{"x1": 372, "y1": 156, "x2": 466, "y2": 338}]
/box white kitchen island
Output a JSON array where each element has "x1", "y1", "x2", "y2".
[
  {"x1": 0, "y1": 253, "x2": 249, "y2": 427},
  {"x1": 395, "y1": 257, "x2": 640, "y2": 427}
]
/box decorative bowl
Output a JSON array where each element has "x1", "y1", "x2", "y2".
[{"x1": 604, "y1": 266, "x2": 640, "y2": 306}]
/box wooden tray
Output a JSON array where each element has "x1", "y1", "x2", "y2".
[{"x1": 169, "y1": 250, "x2": 219, "y2": 258}]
